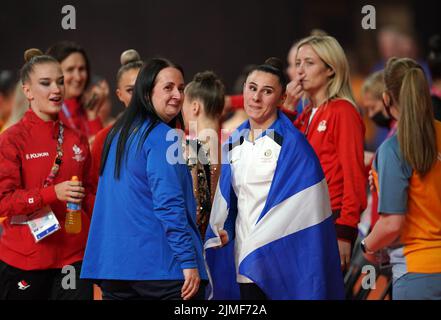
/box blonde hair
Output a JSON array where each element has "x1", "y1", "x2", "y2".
[
  {"x1": 21, "y1": 48, "x2": 58, "y2": 84},
  {"x1": 296, "y1": 35, "x2": 356, "y2": 107},
  {"x1": 116, "y1": 49, "x2": 143, "y2": 86},
  {"x1": 362, "y1": 70, "x2": 384, "y2": 100},
  {"x1": 384, "y1": 57, "x2": 437, "y2": 176}
]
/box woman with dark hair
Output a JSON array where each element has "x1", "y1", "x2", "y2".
[
  {"x1": 0, "y1": 49, "x2": 94, "y2": 300},
  {"x1": 81, "y1": 58, "x2": 208, "y2": 300},
  {"x1": 46, "y1": 41, "x2": 105, "y2": 140},
  {"x1": 205, "y1": 58, "x2": 344, "y2": 300}
]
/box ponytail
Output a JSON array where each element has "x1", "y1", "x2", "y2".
[{"x1": 397, "y1": 67, "x2": 437, "y2": 176}]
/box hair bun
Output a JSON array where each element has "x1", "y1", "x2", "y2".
[
  {"x1": 264, "y1": 57, "x2": 283, "y2": 71},
  {"x1": 120, "y1": 49, "x2": 141, "y2": 66},
  {"x1": 194, "y1": 70, "x2": 218, "y2": 86},
  {"x1": 24, "y1": 48, "x2": 44, "y2": 62}
]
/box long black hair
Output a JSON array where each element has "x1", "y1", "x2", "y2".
[{"x1": 100, "y1": 58, "x2": 184, "y2": 179}]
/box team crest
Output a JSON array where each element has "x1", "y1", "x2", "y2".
[
  {"x1": 18, "y1": 280, "x2": 30, "y2": 290},
  {"x1": 317, "y1": 120, "x2": 327, "y2": 132},
  {"x1": 72, "y1": 144, "x2": 85, "y2": 162}
]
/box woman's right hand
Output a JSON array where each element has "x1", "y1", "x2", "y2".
[
  {"x1": 82, "y1": 82, "x2": 108, "y2": 120},
  {"x1": 181, "y1": 268, "x2": 201, "y2": 300},
  {"x1": 284, "y1": 76, "x2": 304, "y2": 111},
  {"x1": 217, "y1": 229, "x2": 229, "y2": 247},
  {"x1": 54, "y1": 180, "x2": 85, "y2": 203}
]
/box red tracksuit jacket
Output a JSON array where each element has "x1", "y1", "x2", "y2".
[
  {"x1": 0, "y1": 109, "x2": 94, "y2": 270},
  {"x1": 294, "y1": 99, "x2": 367, "y2": 243},
  {"x1": 60, "y1": 98, "x2": 102, "y2": 139},
  {"x1": 89, "y1": 125, "x2": 112, "y2": 193}
]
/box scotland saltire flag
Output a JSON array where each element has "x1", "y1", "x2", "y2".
[{"x1": 204, "y1": 111, "x2": 344, "y2": 300}]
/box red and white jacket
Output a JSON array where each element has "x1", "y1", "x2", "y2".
[
  {"x1": 0, "y1": 109, "x2": 94, "y2": 270},
  {"x1": 294, "y1": 99, "x2": 367, "y2": 243}
]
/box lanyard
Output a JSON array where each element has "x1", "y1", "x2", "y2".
[
  {"x1": 62, "y1": 102, "x2": 91, "y2": 137},
  {"x1": 43, "y1": 121, "x2": 64, "y2": 187},
  {"x1": 62, "y1": 103, "x2": 77, "y2": 130}
]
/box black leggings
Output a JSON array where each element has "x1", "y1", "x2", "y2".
[
  {"x1": 0, "y1": 260, "x2": 93, "y2": 300},
  {"x1": 99, "y1": 279, "x2": 208, "y2": 300}
]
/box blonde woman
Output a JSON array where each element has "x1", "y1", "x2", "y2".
[
  {"x1": 0, "y1": 49, "x2": 94, "y2": 300},
  {"x1": 292, "y1": 36, "x2": 367, "y2": 270},
  {"x1": 362, "y1": 57, "x2": 441, "y2": 300},
  {"x1": 90, "y1": 49, "x2": 143, "y2": 193},
  {"x1": 361, "y1": 71, "x2": 392, "y2": 129},
  {"x1": 361, "y1": 71, "x2": 397, "y2": 231}
]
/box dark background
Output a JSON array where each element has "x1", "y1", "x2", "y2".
[{"x1": 1, "y1": 0, "x2": 439, "y2": 113}]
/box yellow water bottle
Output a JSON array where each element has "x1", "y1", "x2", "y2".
[{"x1": 65, "y1": 176, "x2": 82, "y2": 234}]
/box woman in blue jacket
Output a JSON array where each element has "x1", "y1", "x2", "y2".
[{"x1": 81, "y1": 58, "x2": 208, "y2": 300}]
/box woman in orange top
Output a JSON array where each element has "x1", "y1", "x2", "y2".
[{"x1": 363, "y1": 57, "x2": 441, "y2": 300}]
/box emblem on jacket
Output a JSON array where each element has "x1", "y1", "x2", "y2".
[
  {"x1": 317, "y1": 120, "x2": 327, "y2": 132},
  {"x1": 264, "y1": 149, "x2": 272, "y2": 157},
  {"x1": 72, "y1": 144, "x2": 85, "y2": 162},
  {"x1": 18, "y1": 280, "x2": 30, "y2": 290},
  {"x1": 260, "y1": 148, "x2": 275, "y2": 163}
]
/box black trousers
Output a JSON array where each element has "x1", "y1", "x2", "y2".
[
  {"x1": 239, "y1": 283, "x2": 267, "y2": 300},
  {"x1": 0, "y1": 260, "x2": 93, "y2": 300},
  {"x1": 99, "y1": 279, "x2": 208, "y2": 300}
]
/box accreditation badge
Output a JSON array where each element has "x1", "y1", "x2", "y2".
[{"x1": 26, "y1": 206, "x2": 61, "y2": 242}]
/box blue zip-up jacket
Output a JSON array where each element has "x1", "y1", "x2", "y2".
[{"x1": 81, "y1": 119, "x2": 208, "y2": 281}]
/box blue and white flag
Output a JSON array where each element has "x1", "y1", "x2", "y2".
[{"x1": 204, "y1": 111, "x2": 344, "y2": 300}]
